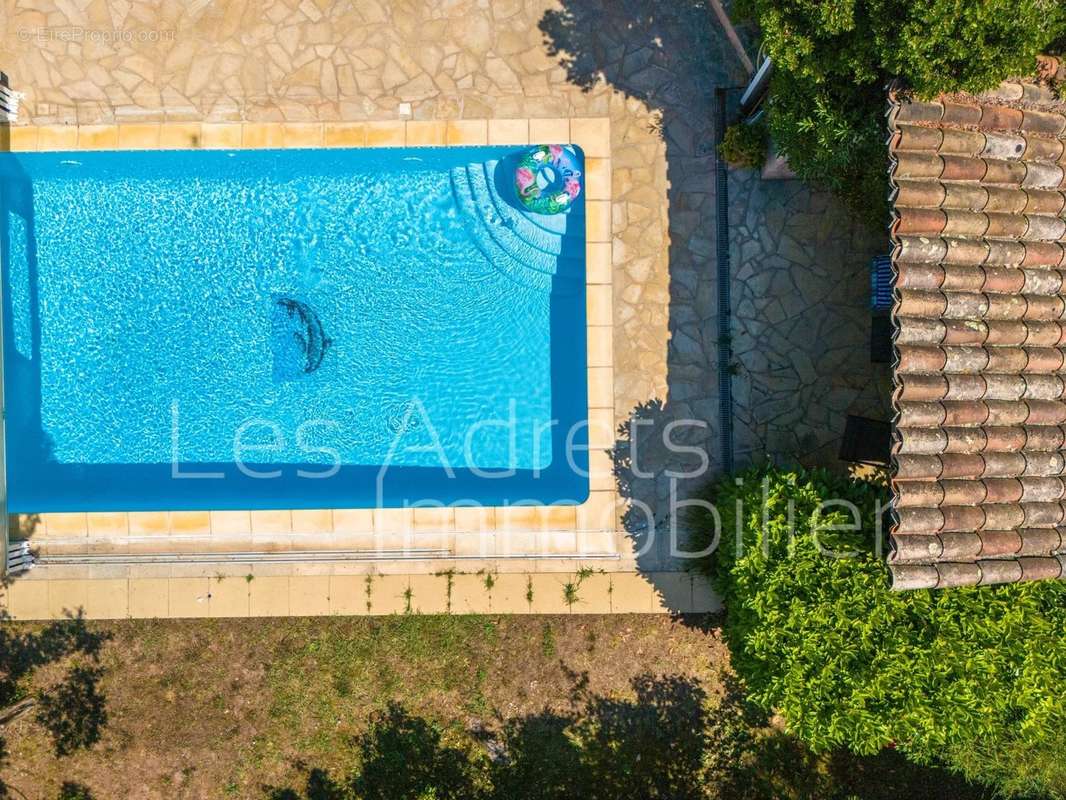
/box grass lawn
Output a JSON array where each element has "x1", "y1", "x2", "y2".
[{"x1": 0, "y1": 614, "x2": 995, "y2": 799}]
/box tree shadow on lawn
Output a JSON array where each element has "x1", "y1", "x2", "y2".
[
  {"x1": 265, "y1": 671, "x2": 992, "y2": 800},
  {"x1": 0, "y1": 600, "x2": 111, "y2": 796}
]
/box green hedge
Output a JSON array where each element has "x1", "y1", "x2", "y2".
[
  {"x1": 689, "y1": 465, "x2": 1066, "y2": 798},
  {"x1": 738, "y1": 0, "x2": 1066, "y2": 227},
  {"x1": 719, "y1": 120, "x2": 768, "y2": 169}
]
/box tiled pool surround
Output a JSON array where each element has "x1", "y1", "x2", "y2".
[{"x1": 2, "y1": 118, "x2": 622, "y2": 573}]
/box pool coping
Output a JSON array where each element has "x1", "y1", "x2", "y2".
[{"x1": 0, "y1": 117, "x2": 647, "y2": 618}]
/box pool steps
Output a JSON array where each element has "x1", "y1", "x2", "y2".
[
  {"x1": 465, "y1": 164, "x2": 560, "y2": 273},
  {"x1": 477, "y1": 163, "x2": 567, "y2": 253},
  {"x1": 450, "y1": 159, "x2": 584, "y2": 294}
]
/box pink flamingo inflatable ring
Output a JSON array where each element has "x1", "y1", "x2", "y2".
[{"x1": 514, "y1": 144, "x2": 582, "y2": 215}]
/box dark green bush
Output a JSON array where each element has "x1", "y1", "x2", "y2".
[
  {"x1": 886, "y1": 0, "x2": 1064, "y2": 96},
  {"x1": 719, "y1": 120, "x2": 768, "y2": 169},
  {"x1": 689, "y1": 464, "x2": 1066, "y2": 798},
  {"x1": 765, "y1": 73, "x2": 889, "y2": 224},
  {"x1": 746, "y1": 0, "x2": 1064, "y2": 97},
  {"x1": 739, "y1": 0, "x2": 1066, "y2": 227}
]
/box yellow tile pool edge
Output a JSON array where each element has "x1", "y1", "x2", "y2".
[
  {"x1": 3, "y1": 118, "x2": 636, "y2": 616},
  {"x1": 0, "y1": 571, "x2": 720, "y2": 619}
]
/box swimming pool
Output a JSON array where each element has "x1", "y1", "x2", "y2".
[{"x1": 0, "y1": 145, "x2": 589, "y2": 512}]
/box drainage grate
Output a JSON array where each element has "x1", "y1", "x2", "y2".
[{"x1": 714, "y1": 88, "x2": 735, "y2": 474}]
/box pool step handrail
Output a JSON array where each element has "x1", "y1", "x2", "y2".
[
  {"x1": 0, "y1": 72, "x2": 23, "y2": 123},
  {"x1": 5, "y1": 540, "x2": 34, "y2": 575}
]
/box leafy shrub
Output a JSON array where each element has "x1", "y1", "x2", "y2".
[
  {"x1": 719, "y1": 120, "x2": 768, "y2": 168},
  {"x1": 689, "y1": 464, "x2": 1066, "y2": 798},
  {"x1": 738, "y1": 0, "x2": 1066, "y2": 226},
  {"x1": 745, "y1": 0, "x2": 1064, "y2": 97},
  {"x1": 765, "y1": 73, "x2": 889, "y2": 223},
  {"x1": 886, "y1": 0, "x2": 1064, "y2": 96}
]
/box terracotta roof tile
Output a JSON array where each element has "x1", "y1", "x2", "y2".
[
  {"x1": 943, "y1": 183, "x2": 989, "y2": 210},
  {"x1": 895, "y1": 180, "x2": 947, "y2": 208},
  {"x1": 894, "y1": 124, "x2": 941, "y2": 150},
  {"x1": 939, "y1": 561, "x2": 984, "y2": 586},
  {"x1": 985, "y1": 239, "x2": 1026, "y2": 266},
  {"x1": 1022, "y1": 135, "x2": 1065, "y2": 162},
  {"x1": 1026, "y1": 400, "x2": 1066, "y2": 423},
  {"x1": 896, "y1": 507, "x2": 945, "y2": 533},
  {"x1": 940, "y1": 532, "x2": 983, "y2": 560},
  {"x1": 984, "y1": 186, "x2": 1028, "y2": 213},
  {"x1": 1020, "y1": 268, "x2": 1063, "y2": 294},
  {"x1": 978, "y1": 529, "x2": 1023, "y2": 556},
  {"x1": 892, "y1": 533, "x2": 944, "y2": 560},
  {"x1": 982, "y1": 451, "x2": 1028, "y2": 476},
  {"x1": 891, "y1": 564, "x2": 941, "y2": 589},
  {"x1": 983, "y1": 159, "x2": 1027, "y2": 184},
  {"x1": 1022, "y1": 425, "x2": 1066, "y2": 449},
  {"x1": 1024, "y1": 214, "x2": 1066, "y2": 240},
  {"x1": 1017, "y1": 526, "x2": 1065, "y2": 555},
  {"x1": 938, "y1": 453, "x2": 987, "y2": 478},
  {"x1": 943, "y1": 479, "x2": 990, "y2": 504},
  {"x1": 984, "y1": 266, "x2": 1026, "y2": 292},
  {"x1": 895, "y1": 482, "x2": 945, "y2": 508},
  {"x1": 897, "y1": 427, "x2": 948, "y2": 453},
  {"x1": 1023, "y1": 451, "x2": 1065, "y2": 476},
  {"x1": 942, "y1": 102, "x2": 983, "y2": 126},
  {"x1": 940, "y1": 128, "x2": 986, "y2": 156},
  {"x1": 892, "y1": 453, "x2": 937, "y2": 479},
  {"x1": 898, "y1": 236, "x2": 949, "y2": 262},
  {"x1": 896, "y1": 153, "x2": 946, "y2": 179},
  {"x1": 1018, "y1": 557, "x2": 1063, "y2": 581},
  {"x1": 977, "y1": 559, "x2": 1024, "y2": 584},
  {"x1": 897, "y1": 207, "x2": 948, "y2": 235},
  {"x1": 981, "y1": 478, "x2": 1023, "y2": 504},
  {"x1": 1020, "y1": 110, "x2": 1066, "y2": 136},
  {"x1": 978, "y1": 105, "x2": 1024, "y2": 131},
  {"x1": 941, "y1": 154, "x2": 986, "y2": 181},
  {"x1": 1021, "y1": 189, "x2": 1065, "y2": 215},
  {"x1": 894, "y1": 98, "x2": 945, "y2": 123},
  {"x1": 1021, "y1": 241, "x2": 1066, "y2": 266},
  {"x1": 1022, "y1": 162, "x2": 1065, "y2": 189},
  {"x1": 944, "y1": 374, "x2": 986, "y2": 398},
  {"x1": 940, "y1": 319, "x2": 986, "y2": 345},
  {"x1": 944, "y1": 426, "x2": 990, "y2": 451},
  {"x1": 981, "y1": 132, "x2": 1027, "y2": 160},
  {"x1": 1024, "y1": 294, "x2": 1065, "y2": 319},
  {"x1": 979, "y1": 426, "x2": 1021, "y2": 451},
  {"x1": 945, "y1": 210, "x2": 992, "y2": 236},
  {"x1": 1020, "y1": 81, "x2": 1059, "y2": 105}
]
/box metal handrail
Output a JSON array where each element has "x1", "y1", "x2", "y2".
[
  {"x1": 0, "y1": 72, "x2": 21, "y2": 122},
  {"x1": 739, "y1": 56, "x2": 773, "y2": 119}
]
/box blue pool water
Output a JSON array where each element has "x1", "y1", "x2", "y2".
[{"x1": 0, "y1": 146, "x2": 588, "y2": 511}]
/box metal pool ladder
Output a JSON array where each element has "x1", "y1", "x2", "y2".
[{"x1": 0, "y1": 71, "x2": 23, "y2": 122}]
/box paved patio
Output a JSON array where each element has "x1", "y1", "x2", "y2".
[
  {"x1": 728, "y1": 170, "x2": 892, "y2": 466},
  {"x1": 0, "y1": 0, "x2": 883, "y2": 617}
]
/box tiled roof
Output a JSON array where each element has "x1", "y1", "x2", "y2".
[{"x1": 887, "y1": 58, "x2": 1066, "y2": 590}]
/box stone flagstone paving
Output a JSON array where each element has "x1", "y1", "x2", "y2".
[
  {"x1": 728, "y1": 169, "x2": 892, "y2": 466},
  {"x1": 0, "y1": 0, "x2": 886, "y2": 617}
]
